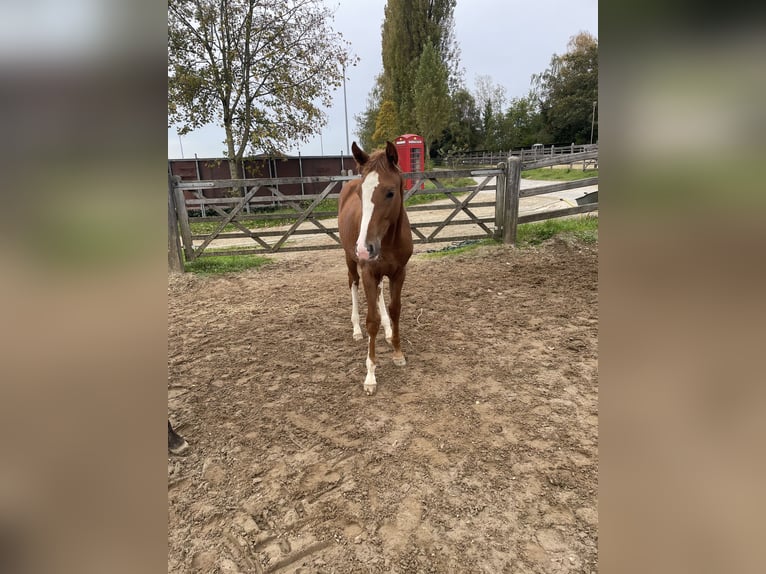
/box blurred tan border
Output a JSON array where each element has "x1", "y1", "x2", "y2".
[
  {"x1": 600, "y1": 3, "x2": 766, "y2": 573},
  {"x1": 0, "y1": 1, "x2": 168, "y2": 572},
  {"x1": 2, "y1": 1, "x2": 764, "y2": 572}
]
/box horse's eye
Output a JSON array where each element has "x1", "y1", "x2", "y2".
[{"x1": 385, "y1": 191, "x2": 395, "y2": 199}]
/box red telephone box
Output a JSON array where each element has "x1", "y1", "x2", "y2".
[{"x1": 394, "y1": 134, "x2": 425, "y2": 190}]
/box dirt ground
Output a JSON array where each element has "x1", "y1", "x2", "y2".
[{"x1": 168, "y1": 237, "x2": 598, "y2": 573}]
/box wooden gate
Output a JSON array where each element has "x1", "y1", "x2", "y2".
[
  {"x1": 170, "y1": 174, "x2": 354, "y2": 262},
  {"x1": 168, "y1": 151, "x2": 598, "y2": 272}
]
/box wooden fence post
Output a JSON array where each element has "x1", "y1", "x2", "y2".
[
  {"x1": 494, "y1": 162, "x2": 506, "y2": 239},
  {"x1": 172, "y1": 177, "x2": 194, "y2": 261},
  {"x1": 502, "y1": 156, "x2": 521, "y2": 245},
  {"x1": 168, "y1": 173, "x2": 184, "y2": 273}
]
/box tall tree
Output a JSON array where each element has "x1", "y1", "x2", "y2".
[
  {"x1": 354, "y1": 77, "x2": 383, "y2": 151},
  {"x1": 413, "y1": 41, "x2": 451, "y2": 159},
  {"x1": 473, "y1": 75, "x2": 507, "y2": 150},
  {"x1": 168, "y1": 0, "x2": 356, "y2": 180},
  {"x1": 501, "y1": 94, "x2": 543, "y2": 148},
  {"x1": 473, "y1": 75, "x2": 507, "y2": 118},
  {"x1": 378, "y1": 0, "x2": 458, "y2": 133},
  {"x1": 532, "y1": 32, "x2": 598, "y2": 144},
  {"x1": 371, "y1": 100, "x2": 400, "y2": 148},
  {"x1": 434, "y1": 87, "x2": 481, "y2": 155}
]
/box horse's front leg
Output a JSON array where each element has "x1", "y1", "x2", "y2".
[
  {"x1": 388, "y1": 269, "x2": 407, "y2": 366},
  {"x1": 351, "y1": 281, "x2": 363, "y2": 340},
  {"x1": 347, "y1": 258, "x2": 363, "y2": 340},
  {"x1": 362, "y1": 273, "x2": 381, "y2": 395}
]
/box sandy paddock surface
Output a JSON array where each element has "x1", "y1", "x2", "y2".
[{"x1": 168, "y1": 237, "x2": 598, "y2": 573}]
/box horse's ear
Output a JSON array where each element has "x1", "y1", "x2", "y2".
[
  {"x1": 385, "y1": 141, "x2": 399, "y2": 166},
  {"x1": 351, "y1": 141, "x2": 368, "y2": 166}
]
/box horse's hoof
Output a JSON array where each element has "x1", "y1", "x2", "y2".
[
  {"x1": 353, "y1": 332, "x2": 363, "y2": 341},
  {"x1": 364, "y1": 383, "x2": 377, "y2": 395},
  {"x1": 169, "y1": 438, "x2": 189, "y2": 456},
  {"x1": 393, "y1": 354, "x2": 406, "y2": 367},
  {"x1": 385, "y1": 336, "x2": 393, "y2": 345}
]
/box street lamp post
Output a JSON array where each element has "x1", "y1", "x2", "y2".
[{"x1": 342, "y1": 62, "x2": 350, "y2": 157}]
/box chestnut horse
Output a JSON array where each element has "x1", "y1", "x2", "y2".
[{"x1": 338, "y1": 141, "x2": 413, "y2": 395}]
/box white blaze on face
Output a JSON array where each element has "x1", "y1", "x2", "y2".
[{"x1": 356, "y1": 171, "x2": 379, "y2": 260}]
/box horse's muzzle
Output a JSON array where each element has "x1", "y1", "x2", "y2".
[{"x1": 356, "y1": 242, "x2": 379, "y2": 261}]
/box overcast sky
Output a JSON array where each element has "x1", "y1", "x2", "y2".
[{"x1": 168, "y1": 0, "x2": 598, "y2": 159}]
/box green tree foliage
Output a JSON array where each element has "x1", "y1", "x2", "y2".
[
  {"x1": 378, "y1": 0, "x2": 458, "y2": 133},
  {"x1": 435, "y1": 87, "x2": 481, "y2": 155},
  {"x1": 500, "y1": 94, "x2": 544, "y2": 149},
  {"x1": 354, "y1": 77, "x2": 382, "y2": 151},
  {"x1": 413, "y1": 42, "x2": 451, "y2": 159},
  {"x1": 371, "y1": 100, "x2": 400, "y2": 148},
  {"x1": 532, "y1": 32, "x2": 598, "y2": 144},
  {"x1": 358, "y1": 10, "x2": 596, "y2": 158},
  {"x1": 480, "y1": 101, "x2": 505, "y2": 151},
  {"x1": 168, "y1": 0, "x2": 356, "y2": 179},
  {"x1": 473, "y1": 75, "x2": 507, "y2": 151}
]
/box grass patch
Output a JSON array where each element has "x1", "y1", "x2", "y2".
[
  {"x1": 184, "y1": 253, "x2": 271, "y2": 275},
  {"x1": 421, "y1": 216, "x2": 597, "y2": 259},
  {"x1": 424, "y1": 176, "x2": 477, "y2": 189},
  {"x1": 522, "y1": 167, "x2": 598, "y2": 181},
  {"x1": 516, "y1": 215, "x2": 598, "y2": 246}
]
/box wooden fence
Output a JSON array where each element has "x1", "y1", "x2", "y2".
[
  {"x1": 444, "y1": 143, "x2": 598, "y2": 169},
  {"x1": 168, "y1": 154, "x2": 357, "y2": 214},
  {"x1": 168, "y1": 151, "x2": 598, "y2": 272}
]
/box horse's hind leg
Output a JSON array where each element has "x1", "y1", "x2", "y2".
[
  {"x1": 168, "y1": 420, "x2": 189, "y2": 455},
  {"x1": 388, "y1": 269, "x2": 407, "y2": 366},
  {"x1": 346, "y1": 256, "x2": 363, "y2": 340}
]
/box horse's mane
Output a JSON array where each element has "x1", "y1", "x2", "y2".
[{"x1": 362, "y1": 149, "x2": 402, "y2": 176}]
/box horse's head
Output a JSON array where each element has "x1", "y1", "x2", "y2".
[{"x1": 351, "y1": 140, "x2": 404, "y2": 261}]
